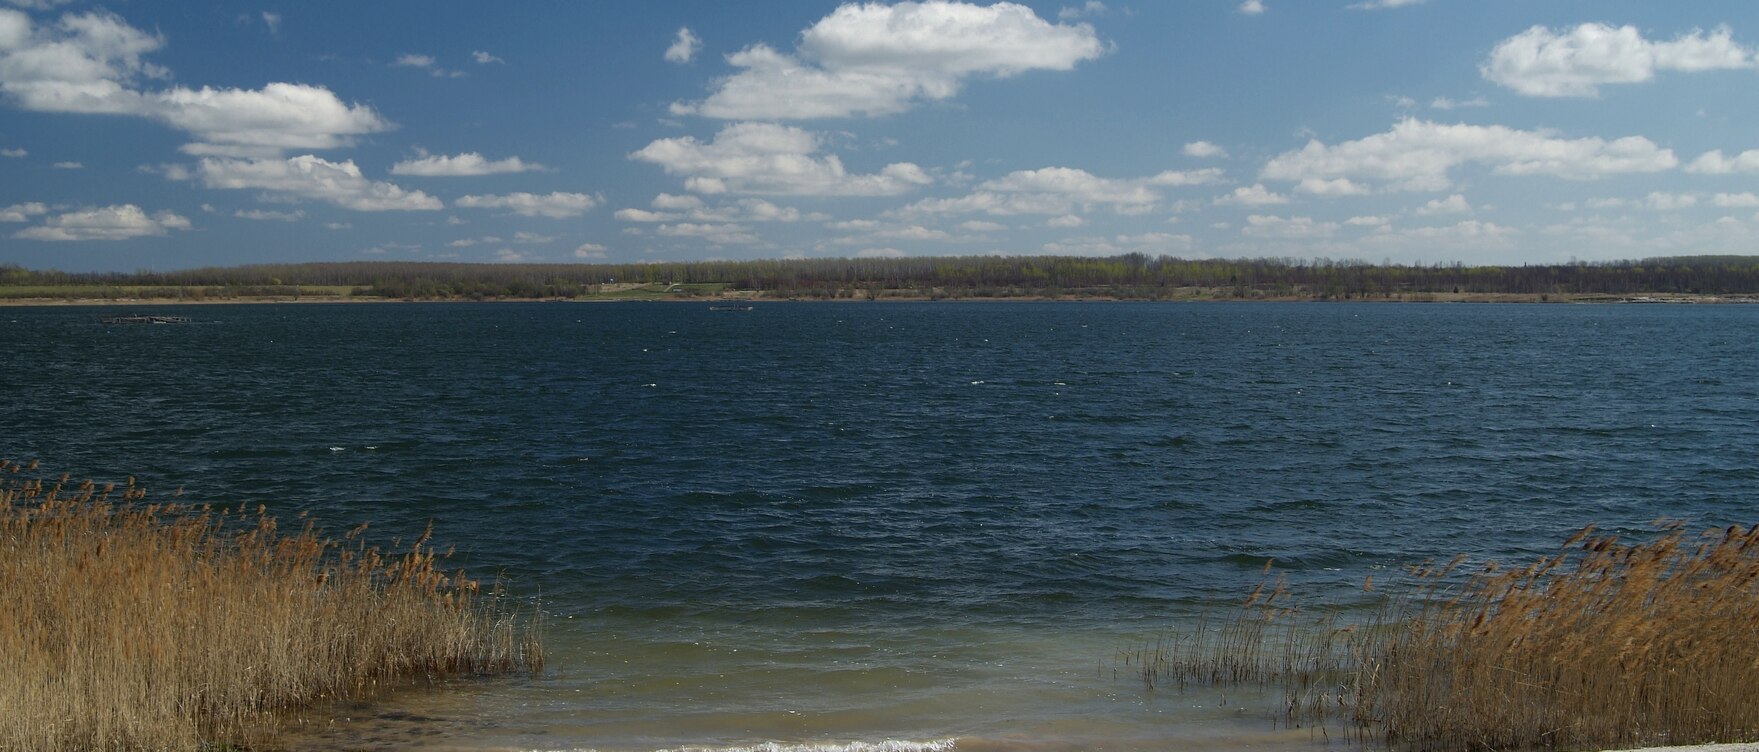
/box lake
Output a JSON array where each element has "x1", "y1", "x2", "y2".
[{"x1": 4, "y1": 301, "x2": 1755, "y2": 751}]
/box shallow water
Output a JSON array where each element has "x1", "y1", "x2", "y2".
[{"x1": 4, "y1": 301, "x2": 1755, "y2": 750}]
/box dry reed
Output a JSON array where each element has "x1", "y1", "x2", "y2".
[
  {"x1": 1138, "y1": 522, "x2": 1759, "y2": 752},
  {"x1": 0, "y1": 459, "x2": 543, "y2": 752}
]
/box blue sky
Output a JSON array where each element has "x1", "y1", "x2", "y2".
[{"x1": 3, "y1": 1, "x2": 1758, "y2": 272}]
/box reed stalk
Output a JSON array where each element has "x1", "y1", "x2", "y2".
[
  {"x1": 0, "y1": 459, "x2": 543, "y2": 752},
  {"x1": 1138, "y1": 522, "x2": 1759, "y2": 751}
]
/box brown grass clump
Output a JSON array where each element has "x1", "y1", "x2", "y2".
[
  {"x1": 0, "y1": 459, "x2": 543, "y2": 752},
  {"x1": 1139, "y1": 522, "x2": 1759, "y2": 751}
]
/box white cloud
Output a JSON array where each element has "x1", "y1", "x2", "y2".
[
  {"x1": 654, "y1": 222, "x2": 759, "y2": 244},
  {"x1": 492, "y1": 248, "x2": 532, "y2": 263},
  {"x1": 1057, "y1": 2, "x2": 1106, "y2": 21},
  {"x1": 1238, "y1": 1, "x2": 1265, "y2": 15},
  {"x1": 1363, "y1": 220, "x2": 1517, "y2": 252},
  {"x1": 1345, "y1": 215, "x2": 1390, "y2": 227},
  {"x1": 394, "y1": 54, "x2": 435, "y2": 68},
  {"x1": 234, "y1": 208, "x2": 303, "y2": 221},
  {"x1": 1296, "y1": 177, "x2": 1370, "y2": 196},
  {"x1": 0, "y1": 10, "x2": 392, "y2": 156},
  {"x1": 1, "y1": 147, "x2": 24, "y2": 157},
  {"x1": 1347, "y1": 0, "x2": 1424, "y2": 9},
  {"x1": 1430, "y1": 95, "x2": 1488, "y2": 110},
  {"x1": 573, "y1": 242, "x2": 608, "y2": 259},
  {"x1": 50, "y1": 160, "x2": 79, "y2": 168},
  {"x1": 156, "y1": 83, "x2": 392, "y2": 157},
  {"x1": 665, "y1": 27, "x2": 701, "y2": 64},
  {"x1": 512, "y1": 231, "x2": 556, "y2": 244},
  {"x1": 389, "y1": 152, "x2": 547, "y2": 176},
  {"x1": 1261, "y1": 118, "x2": 1676, "y2": 191},
  {"x1": 956, "y1": 219, "x2": 1006, "y2": 232},
  {"x1": 260, "y1": 12, "x2": 280, "y2": 35},
  {"x1": 1183, "y1": 141, "x2": 1228, "y2": 158},
  {"x1": 196, "y1": 155, "x2": 443, "y2": 211},
  {"x1": 1483, "y1": 23, "x2": 1755, "y2": 97},
  {"x1": 632, "y1": 122, "x2": 933, "y2": 196},
  {"x1": 0, "y1": 201, "x2": 48, "y2": 221},
  {"x1": 1712, "y1": 192, "x2": 1759, "y2": 208},
  {"x1": 472, "y1": 50, "x2": 504, "y2": 65},
  {"x1": 615, "y1": 208, "x2": 672, "y2": 223},
  {"x1": 652, "y1": 193, "x2": 703, "y2": 210},
  {"x1": 324, "y1": 221, "x2": 351, "y2": 230},
  {"x1": 1216, "y1": 183, "x2": 1289, "y2": 206},
  {"x1": 618, "y1": 196, "x2": 814, "y2": 224},
  {"x1": 1047, "y1": 214, "x2": 1085, "y2": 227},
  {"x1": 1415, "y1": 193, "x2": 1472, "y2": 215},
  {"x1": 855, "y1": 247, "x2": 907, "y2": 258},
  {"x1": 455, "y1": 191, "x2": 600, "y2": 218},
  {"x1": 1242, "y1": 214, "x2": 1337, "y2": 239},
  {"x1": 674, "y1": 1, "x2": 1105, "y2": 119},
  {"x1": 1644, "y1": 192, "x2": 1697, "y2": 210},
  {"x1": 1686, "y1": 149, "x2": 1759, "y2": 174},
  {"x1": 13, "y1": 203, "x2": 189, "y2": 240},
  {"x1": 903, "y1": 166, "x2": 1220, "y2": 217}
]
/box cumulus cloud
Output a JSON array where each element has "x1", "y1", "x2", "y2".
[
  {"x1": 855, "y1": 247, "x2": 907, "y2": 258},
  {"x1": 1430, "y1": 95, "x2": 1488, "y2": 110},
  {"x1": 13, "y1": 203, "x2": 189, "y2": 240},
  {"x1": 1057, "y1": 1, "x2": 1106, "y2": 21},
  {"x1": 195, "y1": 155, "x2": 443, "y2": 211},
  {"x1": 665, "y1": 27, "x2": 701, "y2": 64},
  {"x1": 1, "y1": 147, "x2": 24, "y2": 157},
  {"x1": 389, "y1": 152, "x2": 547, "y2": 176},
  {"x1": 234, "y1": 208, "x2": 303, "y2": 221},
  {"x1": 472, "y1": 50, "x2": 504, "y2": 65},
  {"x1": 903, "y1": 166, "x2": 1222, "y2": 217},
  {"x1": 1712, "y1": 192, "x2": 1759, "y2": 208},
  {"x1": 1216, "y1": 183, "x2": 1289, "y2": 206},
  {"x1": 1183, "y1": 140, "x2": 1227, "y2": 158},
  {"x1": 50, "y1": 160, "x2": 78, "y2": 168},
  {"x1": 573, "y1": 242, "x2": 608, "y2": 259},
  {"x1": 673, "y1": 1, "x2": 1105, "y2": 119},
  {"x1": 1261, "y1": 118, "x2": 1676, "y2": 191},
  {"x1": 1347, "y1": 0, "x2": 1424, "y2": 9},
  {"x1": 0, "y1": 201, "x2": 48, "y2": 221},
  {"x1": 1241, "y1": 214, "x2": 1337, "y2": 239},
  {"x1": 1296, "y1": 177, "x2": 1370, "y2": 196},
  {"x1": 455, "y1": 191, "x2": 600, "y2": 218},
  {"x1": 1686, "y1": 149, "x2": 1759, "y2": 174},
  {"x1": 1415, "y1": 193, "x2": 1472, "y2": 215},
  {"x1": 956, "y1": 219, "x2": 1006, "y2": 232},
  {"x1": 1483, "y1": 23, "x2": 1755, "y2": 97},
  {"x1": 1238, "y1": 1, "x2": 1265, "y2": 15},
  {"x1": 631, "y1": 122, "x2": 933, "y2": 196},
  {"x1": 654, "y1": 221, "x2": 759, "y2": 244},
  {"x1": 0, "y1": 9, "x2": 391, "y2": 156}
]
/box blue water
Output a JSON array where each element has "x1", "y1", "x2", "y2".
[{"x1": 3, "y1": 301, "x2": 1756, "y2": 751}]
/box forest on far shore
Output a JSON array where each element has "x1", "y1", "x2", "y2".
[{"x1": 5, "y1": 254, "x2": 1759, "y2": 301}]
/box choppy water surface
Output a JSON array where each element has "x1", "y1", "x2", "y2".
[{"x1": 4, "y1": 301, "x2": 1756, "y2": 751}]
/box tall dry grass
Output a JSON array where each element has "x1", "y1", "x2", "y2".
[
  {"x1": 0, "y1": 459, "x2": 543, "y2": 752},
  {"x1": 1137, "y1": 522, "x2": 1759, "y2": 751}
]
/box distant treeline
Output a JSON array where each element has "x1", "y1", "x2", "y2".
[{"x1": 7, "y1": 254, "x2": 1759, "y2": 300}]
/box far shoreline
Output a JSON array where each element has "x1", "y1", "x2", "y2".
[{"x1": 4, "y1": 291, "x2": 1758, "y2": 307}]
